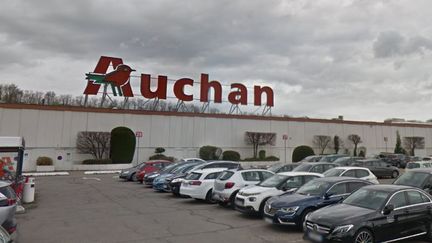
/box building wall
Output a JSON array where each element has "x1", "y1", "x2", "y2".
[{"x1": 0, "y1": 105, "x2": 431, "y2": 171}]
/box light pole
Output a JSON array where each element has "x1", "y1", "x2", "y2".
[
  {"x1": 135, "y1": 131, "x2": 143, "y2": 165},
  {"x1": 283, "y1": 134, "x2": 288, "y2": 163},
  {"x1": 384, "y1": 137, "x2": 388, "y2": 152}
]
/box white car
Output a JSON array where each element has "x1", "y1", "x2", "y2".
[
  {"x1": 213, "y1": 169, "x2": 275, "y2": 207},
  {"x1": 234, "y1": 172, "x2": 323, "y2": 216},
  {"x1": 406, "y1": 161, "x2": 432, "y2": 170},
  {"x1": 180, "y1": 168, "x2": 227, "y2": 202},
  {"x1": 323, "y1": 166, "x2": 379, "y2": 184}
]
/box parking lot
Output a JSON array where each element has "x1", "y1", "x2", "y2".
[{"x1": 15, "y1": 172, "x2": 425, "y2": 243}]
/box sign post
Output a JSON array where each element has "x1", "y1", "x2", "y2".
[
  {"x1": 135, "y1": 131, "x2": 143, "y2": 165},
  {"x1": 282, "y1": 134, "x2": 288, "y2": 163},
  {"x1": 384, "y1": 137, "x2": 388, "y2": 152}
]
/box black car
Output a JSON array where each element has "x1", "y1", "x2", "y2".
[
  {"x1": 264, "y1": 177, "x2": 372, "y2": 228},
  {"x1": 292, "y1": 162, "x2": 337, "y2": 174},
  {"x1": 169, "y1": 161, "x2": 242, "y2": 196},
  {"x1": 304, "y1": 184, "x2": 432, "y2": 243},
  {"x1": 379, "y1": 153, "x2": 408, "y2": 168},
  {"x1": 318, "y1": 155, "x2": 348, "y2": 163},
  {"x1": 393, "y1": 168, "x2": 432, "y2": 195},
  {"x1": 267, "y1": 163, "x2": 299, "y2": 173},
  {"x1": 353, "y1": 159, "x2": 399, "y2": 178}
]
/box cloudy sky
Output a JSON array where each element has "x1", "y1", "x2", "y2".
[{"x1": 1, "y1": 0, "x2": 432, "y2": 121}]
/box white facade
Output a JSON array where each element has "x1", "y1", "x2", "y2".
[{"x1": 0, "y1": 104, "x2": 431, "y2": 172}]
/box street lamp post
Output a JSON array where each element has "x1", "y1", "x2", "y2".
[
  {"x1": 384, "y1": 137, "x2": 388, "y2": 152},
  {"x1": 135, "y1": 131, "x2": 143, "y2": 165},
  {"x1": 282, "y1": 134, "x2": 288, "y2": 163}
]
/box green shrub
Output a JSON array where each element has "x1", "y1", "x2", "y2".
[
  {"x1": 199, "y1": 145, "x2": 222, "y2": 160},
  {"x1": 149, "y1": 154, "x2": 175, "y2": 162},
  {"x1": 36, "y1": 156, "x2": 53, "y2": 166},
  {"x1": 222, "y1": 151, "x2": 241, "y2": 161},
  {"x1": 258, "y1": 150, "x2": 266, "y2": 160},
  {"x1": 110, "y1": 127, "x2": 136, "y2": 164},
  {"x1": 82, "y1": 159, "x2": 113, "y2": 164},
  {"x1": 265, "y1": 156, "x2": 279, "y2": 161},
  {"x1": 292, "y1": 145, "x2": 315, "y2": 162},
  {"x1": 155, "y1": 147, "x2": 165, "y2": 154}
]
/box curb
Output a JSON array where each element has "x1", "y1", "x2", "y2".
[
  {"x1": 22, "y1": 172, "x2": 70, "y2": 176},
  {"x1": 84, "y1": 170, "x2": 121, "y2": 175}
]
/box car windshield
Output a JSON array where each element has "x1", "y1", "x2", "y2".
[
  {"x1": 323, "y1": 168, "x2": 345, "y2": 177},
  {"x1": 296, "y1": 180, "x2": 331, "y2": 196},
  {"x1": 258, "y1": 174, "x2": 288, "y2": 187},
  {"x1": 160, "y1": 163, "x2": 177, "y2": 173},
  {"x1": 334, "y1": 157, "x2": 349, "y2": 164},
  {"x1": 137, "y1": 163, "x2": 147, "y2": 169},
  {"x1": 343, "y1": 188, "x2": 390, "y2": 210},
  {"x1": 268, "y1": 164, "x2": 283, "y2": 172},
  {"x1": 393, "y1": 171, "x2": 430, "y2": 187},
  {"x1": 171, "y1": 164, "x2": 192, "y2": 174},
  {"x1": 406, "y1": 163, "x2": 420, "y2": 169},
  {"x1": 293, "y1": 163, "x2": 313, "y2": 172}
]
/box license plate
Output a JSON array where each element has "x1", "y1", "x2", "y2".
[
  {"x1": 235, "y1": 199, "x2": 244, "y2": 206},
  {"x1": 308, "y1": 232, "x2": 323, "y2": 242},
  {"x1": 264, "y1": 217, "x2": 273, "y2": 224}
]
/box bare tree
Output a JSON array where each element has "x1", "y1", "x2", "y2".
[
  {"x1": 76, "y1": 131, "x2": 111, "y2": 159},
  {"x1": 348, "y1": 134, "x2": 362, "y2": 156},
  {"x1": 313, "y1": 135, "x2": 331, "y2": 154},
  {"x1": 244, "y1": 132, "x2": 276, "y2": 158},
  {"x1": 403, "y1": 136, "x2": 425, "y2": 156}
]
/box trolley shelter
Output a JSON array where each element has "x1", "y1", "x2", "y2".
[{"x1": 0, "y1": 137, "x2": 25, "y2": 184}]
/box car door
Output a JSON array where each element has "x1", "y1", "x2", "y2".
[
  {"x1": 347, "y1": 181, "x2": 370, "y2": 194},
  {"x1": 377, "y1": 191, "x2": 410, "y2": 241},
  {"x1": 321, "y1": 182, "x2": 349, "y2": 206},
  {"x1": 403, "y1": 190, "x2": 432, "y2": 235},
  {"x1": 341, "y1": 169, "x2": 356, "y2": 178}
]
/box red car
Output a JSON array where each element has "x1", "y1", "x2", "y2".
[{"x1": 136, "y1": 160, "x2": 172, "y2": 183}]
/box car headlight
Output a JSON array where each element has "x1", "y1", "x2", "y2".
[
  {"x1": 280, "y1": 206, "x2": 299, "y2": 214},
  {"x1": 332, "y1": 224, "x2": 354, "y2": 234},
  {"x1": 172, "y1": 178, "x2": 183, "y2": 183},
  {"x1": 122, "y1": 171, "x2": 129, "y2": 174}
]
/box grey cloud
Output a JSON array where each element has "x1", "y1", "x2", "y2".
[{"x1": 373, "y1": 31, "x2": 432, "y2": 58}]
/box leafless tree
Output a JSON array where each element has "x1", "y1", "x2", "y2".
[
  {"x1": 313, "y1": 135, "x2": 331, "y2": 155},
  {"x1": 403, "y1": 136, "x2": 425, "y2": 156},
  {"x1": 244, "y1": 132, "x2": 276, "y2": 158},
  {"x1": 76, "y1": 131, "x2": 111, "y2": 159},
  {"x1": 348, "y1": 134, "x2": 362, "y2": 156}
]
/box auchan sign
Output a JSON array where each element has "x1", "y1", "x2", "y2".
[{"x1": 84, "y1": 56, "x2": 274, "y2": 107}]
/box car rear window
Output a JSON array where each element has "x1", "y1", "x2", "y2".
[
  {"x1": 219, "y1": 171, "x2": 234, "y2": 181},
  {"x1": 185, "y1": 172, "x2": 202, "y2": 180}
]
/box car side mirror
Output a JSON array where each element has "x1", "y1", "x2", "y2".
[
  {"x1": 425, "y1": 184, "x2": 432, "y2": 190},
  {"x1": 383, "y1": 204, "x2": 394, "y2": 215}
]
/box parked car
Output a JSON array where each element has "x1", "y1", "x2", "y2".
[
  {"x1": 300, "y1": 155, "x2": 323, "y2": 162},
  {"x1": 353, "y1": 159, "x2": 399, "y2": 178},
  {"x1": 267, "y1": 163, "x2": 299, "y2": 173},
  {"x1": 169, "y1": 161, "x2": 242, "y2": 196},
  {"x1": 264, "y1": 177, "x2": 372, "y2": 228},
  {"x1": 0, "y1": 181, "x2": 16, "y2": 235},
  {"x1": 120, "y1": 160, "x2": 172, "y2": 182},
  {"x1": 213, "y1": 169, "x2": 275, "y2": 207},
  {"x1": 179, "y1": 168, "x2": 226, "y2": 202},
  {"x1": 406, "y1": 161, "x2": 432, "y2": 170},
  {"x1": 323, "y1": 167, "x2": 379, "y2": 184},
  {"x1": 234, "y1": 172, "x2": 323, "y2": 216},
  {"x1": 304, "y1": 185, "x2": 432, "y2": 243},
  {"x1": 333, "y1": 157, "x2": 363, "y2": 166},
  {"x1": 143, "y1": 162, "x2": 184, "y2": 186},
  {"x1": 379, "y1": 153, "x2": 408, "y2": 168},
  {"x1": 292, "y1": 162, "x2": 337, "y2": 174},
  {"x1": 152, "y1": 161, "x2": 204, "y2": 191},
  {"x1": 318, "y1": 154, "x2": 348, "y2": 163},
  {"x1": 393, "y1": 168, "x2": 432, "y2": 194}
]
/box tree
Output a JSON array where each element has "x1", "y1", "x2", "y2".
[
  {"x1": 348, "y1": 134, "x2": 362, "y2": 156},
  {"x1": 110, "y1": 127, "x2": 136, "y2": 164},
  {"x1": 333, "y1": 135, "x2": 341, "y2": 154},
  {"x1": 76, "y1": 131, "x2": 111, "y2": 159},
  {"x1": 403, "y1": 136, "x2": 425, "y2": 156},
  {"x1": 394, "y1": 131, "x2": 404, "y2": 154},
  {"x1": 313, "y1": 135, "x2": 331, "y2": 154},
  {"x1": 244, "y1": 132, "x2": 276, "y2": 159},
  {"x1": 292, "y1": 145, "x2": 315, "y2": 162}
]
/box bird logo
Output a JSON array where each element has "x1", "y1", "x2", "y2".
[{"x1": 85, "y1": 64, "x2": 135, "y2": 96}]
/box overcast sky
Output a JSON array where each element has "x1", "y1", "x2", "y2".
[{"x1": 1, "y1": 0, "x2": 432, "y2": 121}]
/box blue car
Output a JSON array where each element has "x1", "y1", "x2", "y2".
[
  {"x1": 153, "y1": 162, "x2": 203, "y2": 191},
  {"x1": 263, "y1": 177, "x2": 373, "y2": 228}
]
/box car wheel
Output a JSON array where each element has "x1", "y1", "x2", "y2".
[
  {"x1": 298, "y1": 208, "x2": 313, "y2": 230},
  {"x1": 392, "y1": 170, "x2": 399, "y2": 178},
  {"x1": 259, "y1": 198, "x2": 270, "y2": 218},
  {"x1": 229, "y1": 191, "x2": 239, "y2": 209},
  {"x1": 218, "y1": 201, "x2": 228, "y2": 207},
  {"x1": 396, "y1": 162, "x2": 401, "y2": 168},
  {"x1": 205, "y1": 189, "x2": 216, "y2": 204},
  {"x1": 354, "y1": 228, "x2": 374, "y2": 243},
  {"x1": 131, "y1": 173, "x2": 138, "y2": 182}
]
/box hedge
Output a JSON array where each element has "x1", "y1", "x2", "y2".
[
  {"x1": 199, "y1": 145, "x2": 222, "y2": 160},
  {"x1": 292, "y1": 145, "x2": 315, "y2": 162},
  {"x1": 222, "y1": 150, "x2": 241, "y2": 161},
  {"x1": 36, "y1": 156, "x2": 53, "y2": 166},
  {"x1": 110, "y1": 127, "x2": 136, "y2": 164},
  {"x1": 149, "y1": 154, "x2": 175, "y2": 162}
]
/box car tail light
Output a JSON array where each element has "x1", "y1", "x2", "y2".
[
  {"x1": 189, "y1": 180, "x2": 202, "y2": 186},
  {"x1": 225, "y1": 182, "x2": 235, "y2": 189},
  {"x1": 7, "y1": 226, "x2": 16, "y2": 234},
  {"x1": 7, "y1": 198, "x2": 16, "y2": 206}
]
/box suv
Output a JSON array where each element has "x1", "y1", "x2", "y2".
[
  {"x1": 213, "y1": 169, "x2": 274, "y2": 207},
  {"x1": 393, "y1": 168, "x2": 432, "y2": 194},
  {"x1": 353, "y1": 159, "x2": 399, "y2": 178},
  {"x1": 379, "y1": 153, "x2": 408, "y2": 168}
]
